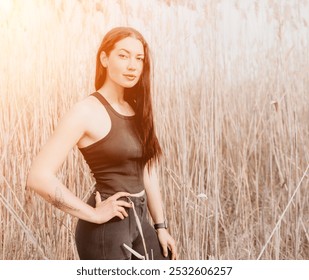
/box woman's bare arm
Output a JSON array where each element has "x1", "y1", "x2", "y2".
[
  {"x1": 143, "y1": 164, "x2": 165, "y2": 224},
  {"x1": 26, "y1": 101, "x2": 131, "y2": 224},
  {"x1": 144, "y1": 163, "x2": 177, "y2": 259}
]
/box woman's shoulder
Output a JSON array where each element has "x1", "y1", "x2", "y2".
[
  {"x1": 70, "y1": 94, "x2": 99, "y2": 117},
  {"x1": 67, "y1": 94, "x2": 109, "y2": 126},
  {"x1": 56, "y1": 96, "x2": 95, "y2": 130}
]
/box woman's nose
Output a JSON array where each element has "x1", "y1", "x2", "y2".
[{"x1": 127, "y1": 58, "x2": 137, "y2": 70}]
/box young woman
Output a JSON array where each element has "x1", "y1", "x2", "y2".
[{"x1": 27, "y1": 27, "x2": 177, "y2": 260}]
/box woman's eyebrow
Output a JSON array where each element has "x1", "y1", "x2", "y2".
[{"x1": 118, "y1": 48, "x2": 144, "y2": 56}]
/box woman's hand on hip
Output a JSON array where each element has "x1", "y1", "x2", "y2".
[{"x1": 92, "y1": 191, "x2": 132, "y2": 224}]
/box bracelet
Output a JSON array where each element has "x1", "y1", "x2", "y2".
[{"x1": 154, "y1": 221, "x2": 167, "y2": 230}]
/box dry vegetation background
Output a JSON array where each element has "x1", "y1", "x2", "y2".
[{"x1": 0, "y1": 0, "x2": 309, "y2": 260}]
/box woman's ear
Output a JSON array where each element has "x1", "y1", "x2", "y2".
[{"x1": 100, "y1": 51, "x2": 108, "y2": 68}]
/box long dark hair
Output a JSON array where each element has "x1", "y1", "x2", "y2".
[{"x1": 95, "y1": 27, "x2": 162, "y2": 165}]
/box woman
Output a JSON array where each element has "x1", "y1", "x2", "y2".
[{"x1": 27, "y1": 27, "x2": 177, "y2": 260}]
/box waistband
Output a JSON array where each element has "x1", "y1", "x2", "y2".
[
  {"x1": 94, "y1": 189, "x2": 145, "y2": 202},
  {"x1": 129, "y1": 190, "x2": 145, "y2": 197}
]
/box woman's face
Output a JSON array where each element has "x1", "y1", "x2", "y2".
[{"x1": 102, "y1": 37, "x2": 145, "y2": 88}]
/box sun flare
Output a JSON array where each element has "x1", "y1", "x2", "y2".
[{"x1": 0, "y1": 0, "x2": 13, "y2": 17}]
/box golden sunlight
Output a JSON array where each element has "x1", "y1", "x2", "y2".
[
  {"x1": 1, "y1": 0, "x2": 309, "y2": 260},
  {"x1": 0, "y1": 0, "x2": 13, "y2": 17}
]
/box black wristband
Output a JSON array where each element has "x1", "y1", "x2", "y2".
[{"x1": 154, "y1": 221, "x2": 167, "y2": 230}]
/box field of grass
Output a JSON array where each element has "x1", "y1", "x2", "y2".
[{"x1": 1, "y1": 0, "x2": 309, "y2": 259}]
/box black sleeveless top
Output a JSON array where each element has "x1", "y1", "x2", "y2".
[{"x1": 78, "y1": 92, "x2": 145, "y2": 195}]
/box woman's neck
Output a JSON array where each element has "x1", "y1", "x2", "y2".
[{"x1": 99, "y1": 79, "x2": 125, "y2": 104}]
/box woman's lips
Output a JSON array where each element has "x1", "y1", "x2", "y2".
[{"x1": 123, "y1": 74, "x2": 136, "y2": 81}]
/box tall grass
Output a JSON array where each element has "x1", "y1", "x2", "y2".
[{"x1": 1, "y1": 0, "x2": 308, "y2": 259}]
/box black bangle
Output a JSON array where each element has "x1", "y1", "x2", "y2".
[{"x1": 154, "y1": 221, "x2": 167, "y2": 230}]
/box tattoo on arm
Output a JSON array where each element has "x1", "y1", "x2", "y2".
[{"x1": 48, "y1": 186, "x2": 80, "y2": 212}]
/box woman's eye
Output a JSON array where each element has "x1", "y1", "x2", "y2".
[
  {"x1": 137, "y1": 57, "x2": 144, "y2": 61},
  {"x1": 119, "y1": 54, "x2": 128, "y2": 59}
]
